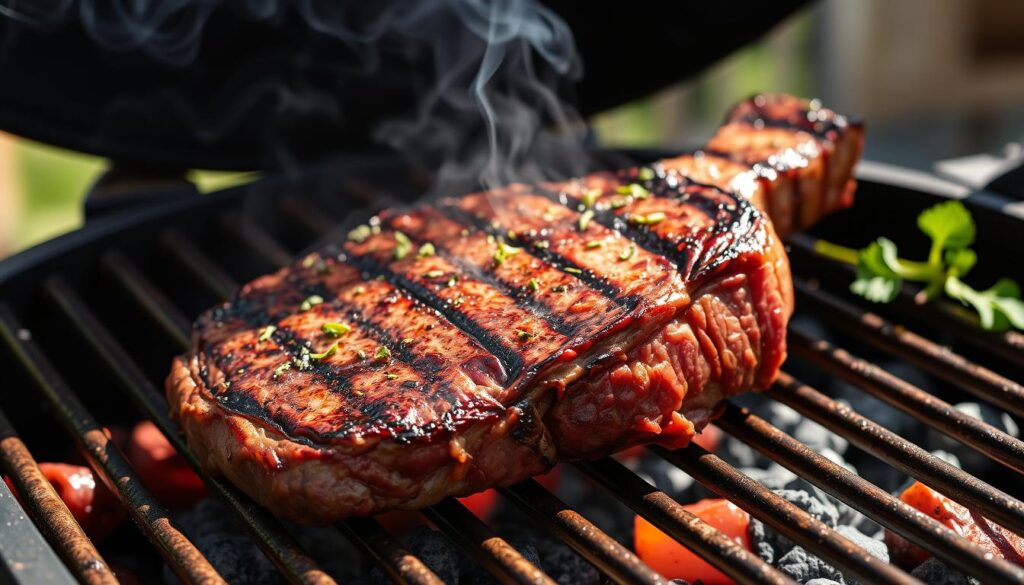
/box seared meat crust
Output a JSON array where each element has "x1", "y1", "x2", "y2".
[{"x1": 168, "y1": 95, "x2": 857, "y2": 522}]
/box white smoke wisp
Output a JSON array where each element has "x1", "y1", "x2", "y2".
[{"x1": 0, "y1": 0, "x2": 590, "y2": 194}]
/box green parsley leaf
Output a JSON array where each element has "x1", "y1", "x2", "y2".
[
  {"x1": 418, "y1": 242, "x2": 436, "y2": 258},
  {"x1": 374, "y1": 345, "x2": 391, "y2": 361},
  {"x1": 918, "y1": 200, "x2": 976, "y2": 254},
  {"x1": 638, "y1": 167, "x2": 656, "y2": 181},
  {"x1": 385, "y1": 373, "x2": 399, "y2": 380},
  {"x1": 564, "y1": 267, "x2": 582, "y2": 275},
  {"x1": 528, "y1": 278, "x2": 540, "y2": 292},
  {"x1": 586, "y1": 240, "x2": 604, "y2": 249},
  {"x1": 946, "y1": 277, "x2": 1024, "y2": 331}
]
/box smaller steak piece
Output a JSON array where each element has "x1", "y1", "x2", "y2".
[
  {"x1": 662, "y1": 94, "x2": 864, "y2": 237},
  {"x1": 167, "y1": 95, "x2": 860, "y2": 523}
]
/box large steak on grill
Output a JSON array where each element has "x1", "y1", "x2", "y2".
[{"x1": 166, "y1": 95, "x2": 862, "y2": 522}]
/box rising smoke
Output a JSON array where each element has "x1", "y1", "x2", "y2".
[{"x1": 0, "y1": 0, "x2": 589, "y2": 192}]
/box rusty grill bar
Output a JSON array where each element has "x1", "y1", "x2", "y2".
[{"x1": 0, "y1": 179, "x2": 1022, "y2": 585}]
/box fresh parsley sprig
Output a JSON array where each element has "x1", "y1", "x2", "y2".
[{"x1": 814, "y1": 200, "x2": 1024, "y2": 331}]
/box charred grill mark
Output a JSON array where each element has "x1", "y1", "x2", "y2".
[
  {"x1": 376, "y1": 213, "x2": 580, "y2": 337},
  {"x1": 339, "y1": 249, "x2": 525, "y2": 379},
  {"x1": 435, "y1": 203, "x2": 639, "y2": 311},
  {"x1": 533, "y1": 168, "x2": 763, "y2": 283}
]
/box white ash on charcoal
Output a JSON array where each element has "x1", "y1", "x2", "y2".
[
  {"x1": 926, "y1": 402, "x2": 1019, "y2": 472},
  {"x1": 746, "y1": 488, "x2": 888, "y2": 584}
]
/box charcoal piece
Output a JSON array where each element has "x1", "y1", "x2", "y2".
[
  {"x1": 911, "y1": 558, "x2": 981, "y2": 585},
  {"x1": 805, "y1": 580, "x2": 842, "y2": 585},
  {"x1": 834, "y1": 526, "x2": 888, "y2": 563},
  {"x1": 405, "y1": 527, "x2": 462, "y2": 584},
  {"x1": 632, "y1": 454, "x2": 695, "y2": 500},
  {"x1": 776, "y1": 545, "x2": 846, "y2": 584},
  {"x1": 747, "y1": 489, "x2": 839, "y2": 565}
]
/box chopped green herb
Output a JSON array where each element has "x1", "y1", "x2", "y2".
[
  {"x1": 425, "y1": 270, "x2": 445, "y2": 278},
  {"x1": 493, "y1": 241, "x2": 522, "y2": 266},
  {"x1": 447, "y1": 275, "x2": 459, "y2": 288},
  {"x1": 619, "y1": 244, "x2": 636, "y2": 261},
  {"x1": 393, "y1": 231, "x2": 412, "y2": 260},
  {"x1": 321, "y1": 322, "x2": 351, "y2": 337},
  {"x1": 302, "y1": 256, "x2": 316, "y2": 268},
  {"x1": 533, "y1": 240, "x2": 550, "y2": 250},
  {"x1": 272, "y1": 362, "x2": 292, "y2": 379},
  {"x1": 638, "y1": 167, "x2": 656, "y2": 181},
  {"x1": 516, "y1": 329, "x2": 534, "y2": 340},
  {"x1": 581, "y1": 188, "x2": 602, "y2": 208},
  {"x1": 401, "y1": 338, "x2": 414, "y2": 346},
  {"x1": 565, "y1": 267, "x2": 582, "y2": 275},
  {"x1": 417, "y1": 242, "x2": 436, "y2": 258},
  {"x1": 353, "y1": 286, "x2": 365, "y2": 296},
  {"x1": 258, "y1": 325, "x2": 277, "y2": 342},
  {"x1": 617, "y1": 183, "x2": 650, "y2": 199},
  {"x1": 374, "y1": 345, "x2": 391, "y2": 361},
  {"x1": 507, "y1": 230, "x2": 517, "y2": 240},
  {"x1": 528, "y1": 278, "x2": 540, "y2": 292},
  {"x1": 578, "y1": 209, "x2": 594, "y2": 231},
  {"x1": 347, "y1": 225, "x2": 372, "y2": 243},
  {"x1": 385, "y1": 373, "x2": 399, "y2": 380},
  {"x1": 586, "y1": 240, "x2": 604, "y2": 249},
  {"x1": 629, "y1": 212, "x2": 666, "y2": 225},
  {"x1": 300, "y1": 295, "x2": 324, "y2": 311},
  {"x1": 310, "y1": 342, "x2": 338, "y2": 360},
  {"x1": 610, "y1": 197, "x2": 629, "y2": 209}
]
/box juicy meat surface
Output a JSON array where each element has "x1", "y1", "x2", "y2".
[{"x1": 167, "y1": 95, "x2": 859, "y2": 522}]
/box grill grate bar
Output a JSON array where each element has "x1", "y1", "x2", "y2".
[
  {"x1": 715, "y1": 401, "x2": 1024, "y2": 583},
  {"x1": 102, "y1": 250, "x2": 191, "y2": 349},
  {"x1": 338, "y1": 518, "x2": 444, "y2": 585},
  {"x1": 574, "y1": 458, "x2": 795, "y2": 585},
  {"x1": 43, "y1": 277, "x2": 338, "y2": 585},
  {"x1": 652, "y1": 444, "x2": 920, "y2": 585},
  {"x1": 773, "y1": 372, "x2": 1024, "y2": 535},
  {"x1": 0, "y1": 406, "x2": 118, "y2": 585},
  {"x1": 422, "y1": 498, "x2": 558, "y2": 585},
  {"x1": 0, "y1": 304, "x2": 226, "y2": 585},
  {"x1": 160, "y1": 230, "x2": 238, "y2": 300},
  {"x1": 792, "y1": 277, "x2": 1024, "y2": 419},
  {"x1": 221, "y1": 214, "x2": 294, "y2": 270},
  {"x1": 499, "y1": 478, "x2": 668, "y2": 585},
  {"x1": 789, "y1": 326, "x2": 1024, "y2": 476},
  {"x1": 788, "y1": 233, "x2": 1024, "y2": 366}
]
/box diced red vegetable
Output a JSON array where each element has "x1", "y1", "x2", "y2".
[
  {"x1": 126, "y1": 421, "x2": 207, "y2": 508},
  {"x1": 886, "y1": 481, "x2": 1024, "y2": 568},
  {"x1": 635, "y1": 498, "x2": 750, "y2": 585},
  {"x1": 5, "y1": 462, "x2": 125, "y2": 541}
]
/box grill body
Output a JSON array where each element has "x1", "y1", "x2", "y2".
[{"x1": 0, "y1": 152, "x2": 1022, "y2": 585}]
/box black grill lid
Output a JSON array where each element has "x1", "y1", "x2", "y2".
[{"x1": 0, "y1": 1, "x2": 807, "y2": 170}]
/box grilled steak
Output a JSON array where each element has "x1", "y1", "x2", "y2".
[{"x1": 167, "y1": 95, "x2": 861, "y2": 522}]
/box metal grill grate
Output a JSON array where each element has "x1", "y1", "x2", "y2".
[{"x1": 1, "y1": 168, "x2": 1023, "y2": 585}]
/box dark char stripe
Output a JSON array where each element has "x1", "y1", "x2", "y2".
[
  {"x1": 379, "y1": 215, "x2": 580, "y2": 337},
  {"x1": 341, "y1": 250, "x2": 525, "y2": 380},
  {"x1": 436, "y1": 202, "x2": 641, "y2": 312}
]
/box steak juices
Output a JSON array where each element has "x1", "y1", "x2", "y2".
[{"x1": 167, "y1": 95, "x2": 863, "y2": 522}]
